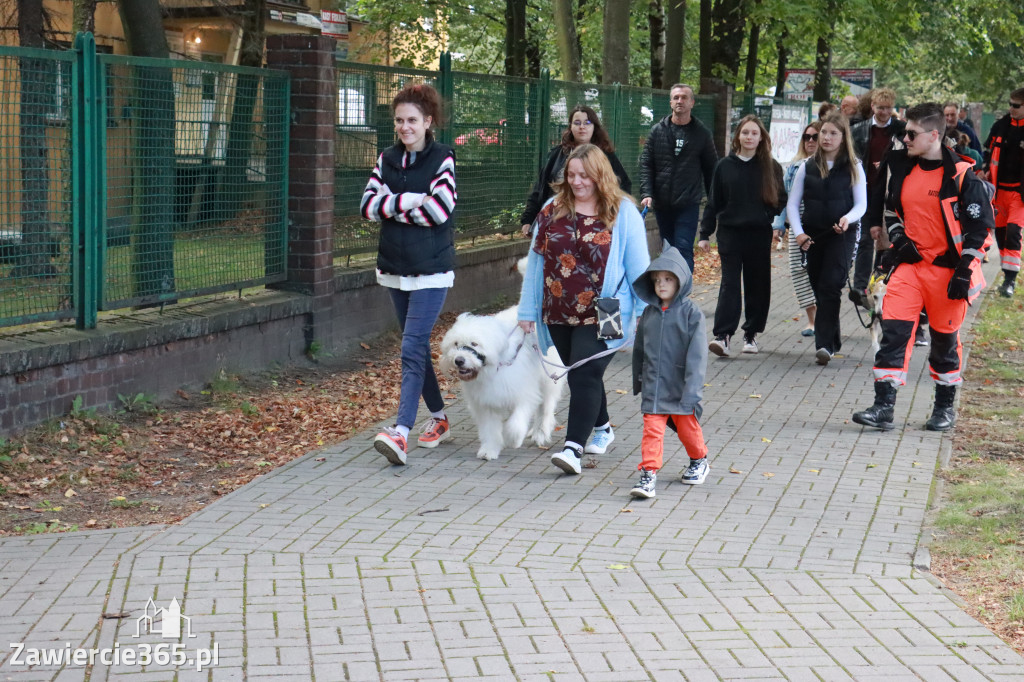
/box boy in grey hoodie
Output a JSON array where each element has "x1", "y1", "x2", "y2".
[{"x1": 630, "y1": 242, "x2": 710, "y2": 498}]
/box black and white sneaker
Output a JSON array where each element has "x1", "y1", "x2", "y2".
[
  {"x1": 630, "y1": 469, "x2": 657, "y2": 498},
  {"x1": 742, "y1": 335, "x2": 759, "y2": 354},
  {"x1": 709, "y1": 336, "x2": 731, "y2": 357},
  {"x1": 551, "y1": 444, "x2": 583, "y2": 475},
  {"x1": 681, "y1": 457, "x2": 709, "y2": 485},
  {"x1": 815, "y1": 348, "x2": 833, "y2": 365}
]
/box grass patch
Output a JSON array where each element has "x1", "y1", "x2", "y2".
[{"x1": 934, "y1": 290, "x2": 1024, "y2": 653}]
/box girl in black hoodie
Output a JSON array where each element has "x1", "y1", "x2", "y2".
[{"x1": 698, "y1": 115, "x2": 787, "y2": 356}]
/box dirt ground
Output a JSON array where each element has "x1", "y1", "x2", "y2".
[{"x1": 931, "y1": 334, "x2": 1024, "y2": 655}]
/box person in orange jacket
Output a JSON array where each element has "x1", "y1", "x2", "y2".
[
  {"x1": 978, "y1": 87, "x2": 1024, "y2": 298},
  {"x1": 853, "y1": 102, "x2": 994, "y2": 432}
]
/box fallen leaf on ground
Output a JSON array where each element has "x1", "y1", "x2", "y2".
[
  {"x1": 761, "y1": 437, "x2": 772, "y2": 443},
  {"x1": 749, "y1": 394, "x2": 762, "y2": 398},
  {"x1": 809, "y1": 469, "x2": 820, "y2": 473},
  {"x1": 729, "y1": 467, "x2": 742, "y2": 474},
  {"x1": 614, "y1": 389, "x2": 627, "y2": 394},
  {"x1": 608, "y1": 564, "x2": 629, "y2": 569},
  {"x1": 762, "y1": 472, "x2": 775, "y2": 478},
  {"x1": 619, "y1": 508, "x2": 633, "y2": 513},
  {"x1": 360, "y1": 343, "x2": 370, "y2": 350},
  {"x1": 64, "y1": 488, "x2": 77, "y2": 498}
]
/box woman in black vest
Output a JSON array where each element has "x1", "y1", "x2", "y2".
[
  {"x1": 698, "y1": 114, "x2": 786, "y2": 357},
  {"x1": 360, "y1": 84, "x2": 458, "y2": 465},
  {"x1": 786, "y1": 111, "x2": 867, "y2": 365},
  {"x1": 520, "y1": 105, "x2": 632, "y2": 236}
]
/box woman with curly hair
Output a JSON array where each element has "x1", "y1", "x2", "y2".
[
  {"x1": 520, "y1": 105, "x2": 632, "y2": 235},
  {"x1": 518, "y1": 144, "x2": 649, "y2": 475}
]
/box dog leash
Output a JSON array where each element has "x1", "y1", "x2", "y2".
[{"x1": 528, "y1": 326, "x2": 635, "y2": 382}]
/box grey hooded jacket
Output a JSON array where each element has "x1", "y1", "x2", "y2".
[{"x1": 631, "y1": 243, "x2": 707, "y2": 418}]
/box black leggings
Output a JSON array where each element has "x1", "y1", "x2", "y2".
[
  {"x1": 806, "y1": 227, "x2": 857, "y2": 353},
  {"x1": 548, "y1": 324, "x2": 614, "y2": 447}
]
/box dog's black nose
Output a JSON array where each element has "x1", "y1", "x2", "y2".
[{"x1": 454, "y1": 357, "x2": 464, "y2": 367}]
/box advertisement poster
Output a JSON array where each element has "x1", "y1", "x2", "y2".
[
  {"x1": 770, "y1": 103, "x2": 811, "y2": 164},
  {"x1": 783, "y1": 69, "x2": 874, "y2": 101}
]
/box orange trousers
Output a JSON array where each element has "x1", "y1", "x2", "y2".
[
  {"x1": 993, "y1": 189, "x2": 1023, "y2": 272},
  {"x1": 873, "y1": 260, "x2": 967, "y2": 386},
  {"x1": 641, "y1": 413, "x2": 708, "y2": 472}
]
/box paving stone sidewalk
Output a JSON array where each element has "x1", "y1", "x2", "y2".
[{"x1": 2, "y1": 250, "x2": 1023, "y2": 681}]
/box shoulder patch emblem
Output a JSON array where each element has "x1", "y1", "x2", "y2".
[{"x1": 967, "y1": 202, "x2": 981, "y2": 219}]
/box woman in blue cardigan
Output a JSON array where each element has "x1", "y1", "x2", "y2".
[{"x1": 518, "y1": 144, "x2": 650, "y2": 475}]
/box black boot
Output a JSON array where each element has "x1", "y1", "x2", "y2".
[
  {"x1": 852, "y1": 382, "x2": 897, "y2": 430},
  {"x1": 925, "y1": 384, "x2": 957, "y2": 431},
  {"x1": 999, "y1": 271, "x2": 1016, "y2": 298}
]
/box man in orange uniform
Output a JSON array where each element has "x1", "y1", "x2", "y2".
[
  {"x1": 978, "y1": 87, "x2": 1024, "y2": 297},
  {"x1": 853, "y1": 103, "x2": 994, "y2": 432}
]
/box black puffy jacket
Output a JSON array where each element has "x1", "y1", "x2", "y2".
[
  {"x1": 520, "y1": 146, "x2": 632, "y2": 226},
  {"x1": 638, "y1": 115, "x2": 718, "y2": 210}
]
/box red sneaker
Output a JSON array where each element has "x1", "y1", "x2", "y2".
[
  {"x1": 374, "y1": 427, "x2": 407, "y2": 465},
  {"x1": 417, "y1": 416, "x2": 451, "y2": 448}
]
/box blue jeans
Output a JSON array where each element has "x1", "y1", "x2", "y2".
[
  {"x1": 389, "y1": 287, "x2": 448, "y2": 429},
  {"x1": 655, "y1": 203, "x2": 701, "y2": 274}
]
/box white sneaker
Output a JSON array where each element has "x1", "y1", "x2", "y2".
[
  {"x1": 681, "y1": 457, "x2": 709, "y2": 485},
  {"x1": 742, "y1": 336, "x2": 758, "y2": 354},
  {"x1": 551, "y1": 446, "x2": 582, "y2": 475},
  {"x1": 709, "y1": 336, "x2": 731, "y2": 357},
  {"x1": 630, "y1": 469, "x2": 657, "y2": 498},
  {"x1": 584, "y1": 427, "x2": 614, "y2": 454},
  {"x1": 815, "y1": 348, "x2": 833, "y2": 365}
]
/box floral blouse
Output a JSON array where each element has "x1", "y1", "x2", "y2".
[{"x1": 532, "y1": 205, "x2": 611, "y2": 326}]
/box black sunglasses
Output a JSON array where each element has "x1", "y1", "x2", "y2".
[
  {"x1": 1011, "y1": 102, "x2": 1023, "y2": 110},
  {"x1": 904, "y1": 129, "x2": 933, "y2": 141},
  {"x1": 802, "y1": 133, "x2": 819, "y2": 142}
]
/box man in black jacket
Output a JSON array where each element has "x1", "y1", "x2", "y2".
[
  {"x1": 639, "y1": 84, "x2": 719, "y2": 274},
  {"x1": 850, "y1": 88, "x2": 907, "y2": 307}
]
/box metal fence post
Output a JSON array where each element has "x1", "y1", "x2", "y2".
[
  {"x1": 73, "y1": 32, "x2": 99, "y2": 329},
  {"x1": 438, "y1": 52, "x2": 454, "y2": 147},
  {"x1": 536, "y1": 68, "x2": 551, "y2": 175}
]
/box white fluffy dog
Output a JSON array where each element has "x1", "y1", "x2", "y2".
[
  {"x1": 868, "y1": 276, "x2": 887, "y2": 352},
  {"x1": 440, "y1": 306, "x2": 565, "y2": 461}
]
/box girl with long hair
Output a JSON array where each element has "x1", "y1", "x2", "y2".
[
  {"x1": 518, "y1": 144, "x2": 649, "y2": 475},
  {"x1": 786, "y1": 111, "x2": 867, "y2": 365},
  {"x1": 520, "y1": 105, "x2": 632, "y2": 235},
  {"x1": 360, "y1": 83, "x2": 458, "y2": 464},
  {"x1": 773, "y1": 121, "x2": 823, "y2": 337},
  {"x1": 698, "y1": 114, "x2": 787, "y2": 357}
]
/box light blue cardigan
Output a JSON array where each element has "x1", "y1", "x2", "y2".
[{"x1": 518, "y1": 197, "x2": 651, "y2": 354}]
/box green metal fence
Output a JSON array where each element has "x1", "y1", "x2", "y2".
[
  {"x1": 333, "y1": 60, "x2": 720, "y2": 259},
  {"x1": 0, "y1": 46, "x2": 76, "y2": 326},
  {"x1": 0, "y1": 34, "x2": 289, "y2": 329}
]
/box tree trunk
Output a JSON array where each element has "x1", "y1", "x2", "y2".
[
  {"x1": 708, "y1": 0, "x2": 747, "y2": 83},
  {"x1": 648, "y1": 0, "x2": 666, "y2": 89},
  {"x1": 774, "y1": 26, "x2": 788, "y2": 97},
  {"x1": 698, "y1": 0, "x2": 711, "y2": 81},
  {"x1": 553, "y1": 0, "x2": 581, "y2": 81},
  {"x1": 526, "y1": 17, "x2": 542, "y2": 78},
  {"x1": 14, "y1": 0, "x2": 56, "y2": 279},
  {"x1": 221, "y1": 0, "x2": 265, "y2": 222},
  {"x1": 812, "y1": 34, "x2": 831, "y2": 101},
  {"x1": 72, "y1": 0, "x2": 97, "y2": 34},
  {"x1": 504, "y1": 0, "x2": 527, "y2": 77},
  {"x1": 602, "y1": 0, "x2": 630, "y2": 84},
  {"x1": 743, "y1": 21, "x2": 759, "y2": 92},
  {"x1": 117, "y1": 0, "x2": 176, "y2": 298},
  {"x1": 812, "y1": 0, "x2": 836, "y2": 101},
  {"x1": 663, "y1": 0, "x2": 687, "y2": 87}
]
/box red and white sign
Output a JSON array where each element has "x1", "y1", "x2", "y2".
[{"x1": 321, "y1": 10, "x2": 349, "y2": 40}]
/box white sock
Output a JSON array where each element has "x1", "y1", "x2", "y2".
[
  {"x1": 594, "y1": 422, "x2": 611, "y2": 432},
  {"x1": 395, "y1": 425, "x2": 410, "y2": 439},
  {"x1": 564, "y1": 441, "x2": 583, "y2": 455},
  {"x1": 430, "y1": 410, "x2": 447, "y2": 420}
]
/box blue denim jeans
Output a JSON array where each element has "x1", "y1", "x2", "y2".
[
  {"x1": 389, "y1": 287, "x2": 448, "y2": 429},
  {"x1": 655, "y1": 203, "x2": 701, "y2": 274}
]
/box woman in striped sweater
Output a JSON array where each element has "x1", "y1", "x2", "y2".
[
  {"x1": 773, "y1": 121, "x2": 821, "y2": 337},
  {"x1": 360, "y1": 83, "x2": 458, "y2": 466}
]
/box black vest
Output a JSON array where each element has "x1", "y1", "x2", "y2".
[
  {"x1": 801, "y1": 160, "x2": 856, "y2": 241},
  {"x1": 376, "y1": 139, "x2": 456, "y2": 276}
]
